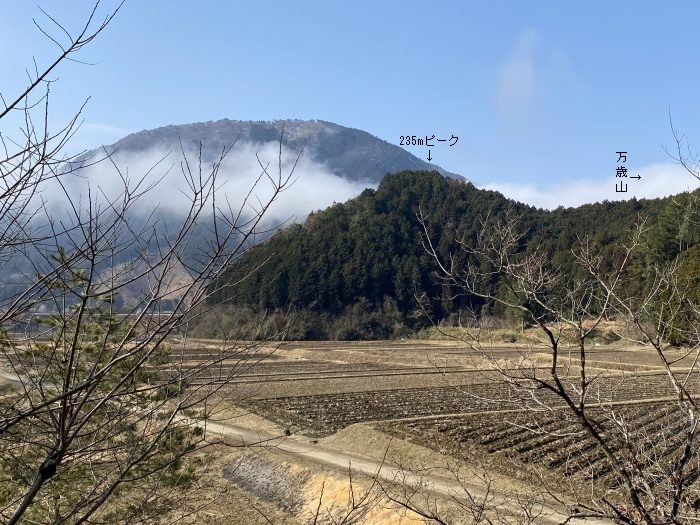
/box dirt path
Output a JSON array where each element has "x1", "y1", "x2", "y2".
[{"x1": 190, "y1": 416, "x2": 609, "y2": 525}]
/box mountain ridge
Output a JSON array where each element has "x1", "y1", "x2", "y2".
[{"x1": 91, "y1": 118, "x2": 460, "y2": 184}]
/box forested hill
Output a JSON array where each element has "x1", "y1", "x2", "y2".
[{"x1": 207, "y1": 171, "x2": 698, "y2": 339}]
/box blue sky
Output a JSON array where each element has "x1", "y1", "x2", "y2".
[{"x1": 2, "y1": 1, "x2": 700, "y2": 208}]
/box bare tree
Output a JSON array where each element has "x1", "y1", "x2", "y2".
[{"x1": 0, "y1": 3, "x2": 300, "y2": 523}]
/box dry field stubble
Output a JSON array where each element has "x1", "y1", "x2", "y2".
[{"x1": 167, "y1": 338, "x2": 700, "y2": 521}]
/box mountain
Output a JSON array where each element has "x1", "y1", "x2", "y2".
[
  {"x1": 205, "y1": 171, "x2": 697, "y2": 340},
  {"x1": 94, "y1": 119, "x2": 459, "y2": 184},
  {"x1": 14, "y1": 120, "x2": 459, "y2": 311}
]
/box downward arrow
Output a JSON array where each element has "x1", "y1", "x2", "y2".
[
  {"x1": 427, "y1": 149, "x2": 432, "y2": 161},
  {"x1": 631, "y1": 175, "x2": 641, "y2": 180}
]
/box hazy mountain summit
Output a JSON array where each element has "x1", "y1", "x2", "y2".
[
  {"x1": 101, "y1": 119, "x2": 457, "y2": 184},
  {"x1": 48, "y1": 120, "x2": 460, "y2": 308}
]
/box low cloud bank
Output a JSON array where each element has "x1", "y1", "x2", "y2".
[
  {"x1": 480, "y1": 163, "x2": 700, "y2": 210},
  {"x1": 46, "y1": 148, "x2": 700, "y2": 220},
  {"x1": 47, "y1": 141, "x2": 374, "y2": 224}
]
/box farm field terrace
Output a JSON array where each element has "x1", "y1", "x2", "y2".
[{"x1": 168, "y1": 339, "x2": 700, "y2": 511}]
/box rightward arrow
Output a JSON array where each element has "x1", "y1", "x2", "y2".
[
  {"x1": 631, "y1": 175, "x2": 641, "y2": 180},
  {"x1": 427, "y1": 149, "x2": 432, "y2": 161}
]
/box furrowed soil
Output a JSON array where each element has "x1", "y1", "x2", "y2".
[{"x1": 160, "y1": 335, "x2": 696, "y2": 523}]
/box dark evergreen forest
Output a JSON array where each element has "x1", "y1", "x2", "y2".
[{"x1": 205, "y1": 171, "x2": 699, "y2": 340}]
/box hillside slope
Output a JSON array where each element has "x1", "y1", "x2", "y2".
[{"x1": 207, "y1": 171, "x2": 695, "y2": 339}]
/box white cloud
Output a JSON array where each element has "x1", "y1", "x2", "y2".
[
  {"x1": 495, "y1": 29, "x2": 578, "y2": 127},
  {"x1": 496, "y1": 29, "x2": 538, "y2": 122},
  {"x1": 46, "y1": 141, "x2": 373, "y2": 224},
  {"x1": 480, "y1": 163, "x2": 700, "y2": 209}
]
